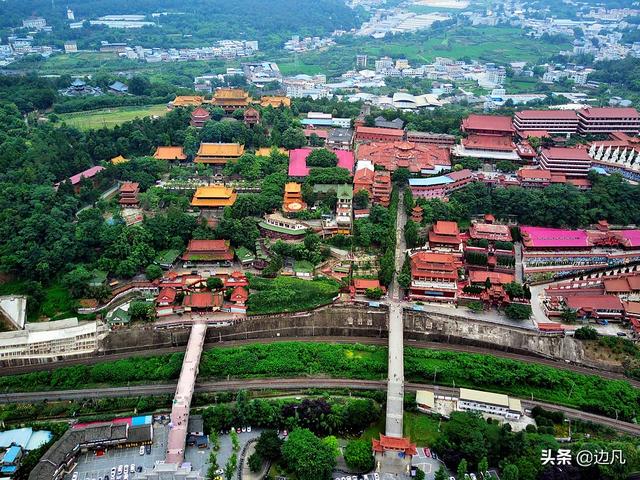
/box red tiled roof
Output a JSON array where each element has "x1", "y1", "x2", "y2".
[
  {"x1": 579, "y1": 107, "x2": 639, "y2": 119},
  {"x1": 353, "y1": 278, "x2": 381, "y2": 290},
  {"x1": 565, "y1": 294, "x2": 624, "y2": 311},
  {"x1": 624, "y1": 302, "x2": 640, "y2": 316},
  {"x1": 447, "y1": 169, "x2": 474, "y2": 182},
  {"x1": 356, "y1": 125, "x2": 404, "y2": 137},
  {"x1": 119, "y1": 182, "x2": 139, "y2": 193},
  {"x1": 356, "y1": 141, "x2": 450, "y2": 173},
  {"x1": 186, "y1": 240, "x2": 230, "y2": 252},
  {"x1": 372, "y1": 435, "x2": 417, "y2": 456},
  {"x1": 157, "y1": 287, "x2": 177, "y2": 304},
  {"x1": 517, "y1": 168, "x2": 552, "y2": 180},
  {"x1": 183, "y1": 291, "x2": 223, "y2": 308},
  {"x1": 515, "y1": 110, "x2": 578, "y2": 120},
  {"x1": 604, "y1": 278, "x2": 632, "y2": 293},
  {"x1": 468, "y1": 271, "x2": 515, "y2": 285},
  {"x1": 354, "y1": 168, "x2": 375, "y2": 184},
  {"x1": 303, "y1": 128, "x2": 328, "y2": 139},
  {"x1": 433, "y1": 220, "x2": 459, "y2": 236},
  {"x1": 462, "y1": 134, "x2": 515, "y2": 151},
  {"x1": 462, "y1": 114, "x2": 514, "y2": 133},
  {"x1": 230, "y1": 286, "x2": 248, "y2": 303},
  {"x1": 192, "y1": 107, "x2": 210, "y2": 117},
  {"x1": 541, "y1": 147, "x2": 591, "y2": 161}
]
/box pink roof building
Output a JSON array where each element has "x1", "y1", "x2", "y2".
[
  {"x1": 288, "y1": 148, "x2": 354, "y2": 177},
  {"x1": 56, "y1": 165, "x2": 105, "y2": 188},
  {"x1": 520, "y1": 226, "x2": 590, "y2": 249}
]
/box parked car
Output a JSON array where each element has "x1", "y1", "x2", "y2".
[
  {"x1": 130, "y1": 464, "x2": 135, "y2": 473},
  {"x1": 423, "y1": 447, "x2": 431, "y2": 457},
  {"x1": 145, "y1": 445, "x2": 151, "y2": 454},
  {"x1": 617, "y1": 332, "x2": 627, "y2": 337},
  {"x1": 241, "y1": 427, "x2": 247, "y2": 433},
  {"x1": 140, "y1": 446, "x2": 145, "y2": 455},
  {"x1": 247, "y1": 426, "x2": 252, "y2": 432},
  {"x1": 72, "y1": 473, "x2": 78, "y2": 480}
]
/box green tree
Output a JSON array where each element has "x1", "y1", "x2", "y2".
[
  {"x1": 344, "y1": 439, "x2": 374, "y2": 472},
  {"x1": 365, "y1": 287, "x2": 383, "y2": 300},
  {"x1": 281, "y1": 127, "x2": 307, "y2": 150},
  {"x1": 306, "y1": 149, "x2": 338, "y2": 167},
  {"x1": 207, "y1": 277, "x2": 224, "y2": 290},
  {"x1": 479, "y1": 457, "x2": 489, "y2": 475},
  {"x1": 62, "y1": 266, "x2": 94, "y2": 298},
  {"x1": 502, "y1": 463, "x2": 519, "y2": 480},
  {"x1": 404, "y1": 220, "x2": 419, "y2": 248},
  {"x1": 248, "y1": 452, "x2": 262, "y2": 473},
  {"x1": 322, "y1": 435, "x2": 340, "y2": 458},
  {"x1": 574, "y1": 325, "x2": 598, "y2": 340},
  {"x1": 434, "y1": 465, "x2": 448, "y2": 480},
  {"x1": 129, "y1": 302, "x2": 154, "y2": 322},
  {"x1": 504, "y1": 303, "x2": 532, "y2": 320},
  {"x1": 206, "y1": 450, "x2": 219, "y2": 480},
  {"x1": 353, "y1": 189, "x2": 369, "y2": 209},
  {"x1": 145, "y1": 264, "x2": 163, "y2": 281},
  {"x1": 224, "y1": 452, "x2": 237, "y2": 480},
  {"x1": 457, "y1": 458, "x2": 468, "y2": 478},
  {"x1": 281, "y1": 428, "x2": 336, "y2": 480},
  {"x1": 255, "y1": 430, "x2": 283, "y2": 461}
]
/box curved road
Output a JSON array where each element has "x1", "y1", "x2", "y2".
[
  {"x1": 1, "y1": 378, "x2": 638, "y2": 436},
  {"x1": 3, "y1": 336, "x2": 637, "y2": 387}
]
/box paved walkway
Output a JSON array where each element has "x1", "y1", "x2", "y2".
[
  {"x1": 385, "y1": 192, "x2": 407, "y2": 439},
  {"x1": 166, "y1": 323, "x2": 207, "y2": 465}
]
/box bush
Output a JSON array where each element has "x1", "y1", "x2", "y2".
[
  {"x1": 575, "y1": 325, "x2": 598, "y2": 340},
  {"x1": 344, "y1": 440, "x2": 375, "y2": 472},
  {"x1": 504, "y1": 303, "x2": 531, "y2": 320},
  {"x1": 365, "y1": 287, "x2": 383, "y2": 300},
  {"x1": 306, "y1": 149, "x2": 338, "y2": 168},
  {"x1": 248, "y1": 452, "x2": 263, "y2": 473}
]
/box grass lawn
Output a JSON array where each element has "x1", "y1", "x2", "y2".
[
  {"x1": 403, "y1": 412, "x2": 442, "y2": 446},
  {"x1": 359, "y1": 416, "x2": 385, "y2": 442},
  {"x1": 57, "y1": 104, "x2": 169, "y2": 130},
  {"x1": 247, "y1": 275, "x2": 340, "y2": 315}
]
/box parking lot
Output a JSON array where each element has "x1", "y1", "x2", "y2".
[
  {"x1": 65, "y1": 425, "x2": 169, "y2": 480},
  {"x1": 65, "y1": 423, "x2": 263, "y2": 480},
  {"x1": 412, "y1": 448, "x2": 446, "y2": 480}
]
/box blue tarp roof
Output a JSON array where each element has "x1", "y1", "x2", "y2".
[
  {"x1": 408, "y1": 175, "x2": 453, "y2": 187},
  {"x1": 0, "y1": 428, "x2": 52, "y2": 451},
  {"x1": 1, "y1": 465, "x2": 17, "y2": 474},
  {"x1": 2, "y1": 445, "x2": 21, "y2": 464},
  {"x1": 25, "y1": 430, "x2": 52, "y2": 450},
  {"x1": 131, "y1": 415, "x2": 152, "y2": 427},
  {"x1": 0, "y1": 428, "x2": 32, "y2": 449}
]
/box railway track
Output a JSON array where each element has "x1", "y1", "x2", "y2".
[
  {"x1": 2, "y1": 336, "x2": 637, "y2": 387},
  {"x1": 1, "y1": 378, "x2": 638, "y2": 436}
]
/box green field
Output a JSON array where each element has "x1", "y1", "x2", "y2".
[
  {"x1": 57, "y1": 104, "x2": 169, "y2": 130},
  {"x1": 403, "y1": 412, "x2": 442, "y2": 445}
]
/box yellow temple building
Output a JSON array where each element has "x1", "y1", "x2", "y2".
[
  {"x1": 169, "y1": 95, "x2": 204, "y2": 108},
  {"x1": 110, "y1": 155, "x2": 129, "y2": 165},
  {"x1": 282, "y1": 182, "x2": 307, "y2": 213},
  {"x1": 191, "y1": 186, "x2": 237, "y2": 209},
  {"x1": 208, "y1": 88, "x2": 252, "y2": 112},
  {"x1": 153, "y1": 146, "x2": 188, "y2": 161},
  {"x1": 255, "y1": 147, "x2": 288, "y2": 157},
  {"x1": 194, "y1": 143, "x2": 245, "y2": 165},
  {"x1": 259, "y1": 96, "x2": 291, "y2": 108}
]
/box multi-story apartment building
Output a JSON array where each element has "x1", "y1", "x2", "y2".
[
  {"x1": 577, "y1": 107, "x2": 640, "y2": 135},
  {"x1": 513, "y1": 110, "x2": 579, "y2": 135},
  {"x1": 408, "y1": 251, "x2": 461, "y2": 302},
  {"x1": 539, "y1": 147, "x2": 592, "y2": 178}
]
